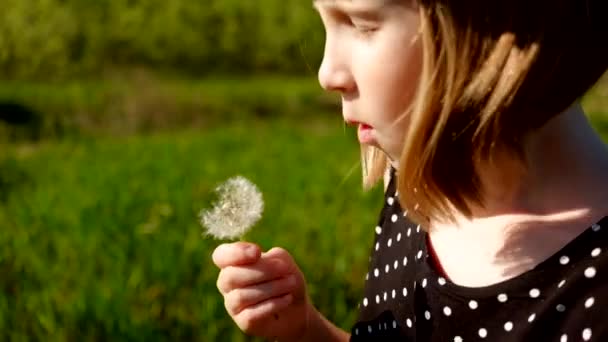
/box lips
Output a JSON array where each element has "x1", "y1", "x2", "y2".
[
  {"x1": 357, "y1": 123, "x2": 375, "y2": 144},
  {"x1": 344, "y1": 118, "x2": 375, "y2": 144},
  {"x1": 345, "y1": 118, "x2": 370, "y2": 127}
]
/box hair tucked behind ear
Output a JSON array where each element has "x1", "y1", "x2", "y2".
[{"x1": 362, "y1": 0, "x2": 608, "y2": 228}]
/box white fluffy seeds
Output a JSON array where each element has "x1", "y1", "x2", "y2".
[{"x1": 199, "y1": 176, "x2": 264, "y2": 240}]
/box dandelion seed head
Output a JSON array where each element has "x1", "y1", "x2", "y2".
[{"x1": 200, "y1": 176, "x2": 264, "y2": 240}]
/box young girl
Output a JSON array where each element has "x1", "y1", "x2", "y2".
[{"x1": 212, "y1": 0, "x2": 608, "y2": 340}]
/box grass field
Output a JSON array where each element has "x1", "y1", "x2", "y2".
[
  {"x1": 0, "y1": 116, "x2": 385, "y2": 341},
  {"x1": 0, "y1": 75, "x2": 606, "y2": 341}
]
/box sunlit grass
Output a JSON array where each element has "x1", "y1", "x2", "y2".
[{"x1": 0, "y1": 117, "x2": 380, "y2": 341}]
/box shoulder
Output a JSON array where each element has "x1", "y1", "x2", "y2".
[{"x1": 552, "y1": 221, "x2": 608, "y2": 338}]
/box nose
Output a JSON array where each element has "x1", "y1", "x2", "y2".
[{"x1": 318, "y1": 40, "x2": 354, "y2": 93}]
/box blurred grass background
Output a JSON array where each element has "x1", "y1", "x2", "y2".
[{"x1": 0, "y1": 1, "x2": 606, "y2": 341}]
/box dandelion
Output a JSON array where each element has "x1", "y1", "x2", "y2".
[{"x1": 199, "y1": 176, "x2": 264, "y2": 240}]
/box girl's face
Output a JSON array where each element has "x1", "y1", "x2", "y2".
[{"x1": 315, "y1": 0, "x2": 422, "y2": 161}]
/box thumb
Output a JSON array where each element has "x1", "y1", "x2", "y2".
[{"x1": 212, "y1": 241, "x2": 261, "y2": 268}]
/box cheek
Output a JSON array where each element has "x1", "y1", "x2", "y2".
[{"x1": 359, "y1": 38, "x2": 423, "y2": 125}]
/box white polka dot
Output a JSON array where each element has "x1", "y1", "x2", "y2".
[
  {"x1": 560, "y1": 256, "x2": 570, "y2": 265},
  {"x1": 454, "y1": 337, "x2": 463, "y2": 342},
  {"x1": 387, "y1": 238, "x2": 393, "y2": 247},
  {"x1": 382, "y1": 292, "x2": 387, "y2": 301},
  {"x1": 394, "y1": 260, "x2": 399, "y2": 269},
  {"x1": 582, "y1": 328, "x2": 592, "y2": 340},
  {"x1": 385, "y1": 264, "x2": 390, "y2": 273},
  {"x1": 375, "y1": 242, "x2": 379, "y2": 251},
  {"x1": 355, "y1": 328, "x2": 358, "y2": 335},
  {"x1": 556, "y1": 304, "x2": 566, "y2": 312},
  {"x1": 374, "y1": 268, "x2": 379, "y2": 277},
  {"x1": 422, "y1": 278, "x2": 428, "y2": 288},
  {"x1": 407, "y1": 227, "x2": 412, "y2": 236},
  {"x1": 368, "y1": 325, "x2": 372, "y2": 333},
  {"x1": 591, "y1": 248, "x2": 601, "y2": 257},
  {"x1": 591, "y1": 223, "x2": 601, "y2": 232},
  {"x1": 391, "y1": 214, "x2": 398, "y2": 222},
  {"x1": 417, "y1": 250, "x2": 423, "y2": 259},
  {"x1": 529, "y1": 288, "x2": 540, "y2": 298},
  {"x1": 585, "y1": 297, "x2": 595, "y2": 308},
  {"x1": 375, "y1": 295, "x2": 380, "y2": 304},
  {"x1": 478, "y1": 328, "x2": 488, "y2": 338},
  {"x1": 392, "y1": 320, "x2": 397, "y2": 329},
  {"x1": 395, "y1": 190, "x2": 399, "y2": 197},
  {"x1": 416, "y1": 224, "x2": 421, "y2": 233},
  {"x1": 375, "y1": 226, "x2": 382, "y2": 234},
  {"x1": 504, "y1": 321, "x2": 513, "y2": 332},
  {"x1": 402, "y1": 287, "x2": 408, "y2": 297},
  {"x1": 391, "y1": 289, "x2": 396, "y2": 299},
  {"x1": 438, "y1": 277, "x2": 447, "y2": 285},
  {"x1": 443, "y1": 306, "x2": 452, "y2": 316},
  {"x1": 365, "y1": 273, "x2": 369, "y2": 280},
  {"x1": 558, "y1": 279, "x2": 566, "y2": 288},
  {"x1": 528, "y1": 313, "x2": 536, "y2": 323},
  {"x1": 560, "y1": 334, "x2": 567, "y2": 342},
  {"x1": 424, "y1": 310, "x2": 431, "y2": 320},
  {"x1": 498, "y1": 293, "x2": 508, "y2": 302},
  {"x1": 380, "y1": 322, "x2": 383, "y2": 330},
  {"x1": 403, "y1": 256, "x2": 408, "y2": 266},
  {"x1": 387, "y1": 197, "x2": 395, "y2": 206},
  {"x1": 469, "y1": 300, "x2": 478, "y2": 310},
  {"x1": 363, "y1": 298, "x2": 368, "y2": 307},
  {"x1": 584, "y1": 267, "x2": 596, "y2": 278},
  {"x1": 397, "y1": 232, "x2": 402, "y2": 241},
  {"x1": 403, "y1": 210, "x2": 407, "y2": 217},
  {"x1": 406, "y1": 318, "x2": 412, "y2": 328}
]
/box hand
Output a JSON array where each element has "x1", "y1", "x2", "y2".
[{"x1": 212, "y1": 242, "x2": 313, "y2": 341}]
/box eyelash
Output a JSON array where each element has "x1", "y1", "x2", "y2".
[{"x1": 345, "y1": 17, "x2": 378, "y2": 35}]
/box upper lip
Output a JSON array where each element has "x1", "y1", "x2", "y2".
[
  {"x1": 344, "y1": 119, "x2": 358, "y2": 127},
  {"x1": 344, "y1": 117, "x2": 369, "y2": 127}
]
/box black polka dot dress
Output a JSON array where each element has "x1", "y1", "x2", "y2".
[{"x1": 351, "y1": 170, "x2": 607, "y2": 341}]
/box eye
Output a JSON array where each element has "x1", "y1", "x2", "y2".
[
  {"x1": 319, "y1": 7, "x2": 380, "y2": 36},
  {"x1": 348, "y1": 16, "x2": 380, "y2": 35},
  {"x1": 354, "y1": 23, "x2": 378, "y2": 34}
]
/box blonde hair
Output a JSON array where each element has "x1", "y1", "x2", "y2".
[{"x1": 362, "y1": 0, "x2": 608, "y2": 227}]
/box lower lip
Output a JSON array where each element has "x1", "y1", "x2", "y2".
[{"x1": 358, "y1": 124, "x2": 375, "y2": 144}]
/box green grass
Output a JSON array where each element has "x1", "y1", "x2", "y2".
[
  {"x1": 0, "y1": 117, "x2": 382, "y2": 341},
  {"x1": 0, "y1": 74, "x2": 336, "y2": 139},
  {"x1": 584, "y1": 73, "x2": 608, "y2": 137}
]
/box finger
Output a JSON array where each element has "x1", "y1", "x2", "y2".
[
  {"x1": 235, "y1": 293, "x2": 293, "y2": 333},
  {"x1": 212, "y1": 242, "x2": 261, "y2": 268},
  {"x1": 217, "y1": 257, "x2": 291, "y2": 294},
  {"x1": 225, "y1": 275, "x2": 297, "y2": 316},
  {"x1": 261, "y1": 247, "x2": 297, "y2": 271},
  {"x1": 262, "y1": 247, "x2": 291, "y2": 260}
]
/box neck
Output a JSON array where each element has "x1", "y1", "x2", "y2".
[
  {"x1": 470, "y1": 102, "x2": 608, "y2": 219},
  {"x1": 428, "y1": 103, "x2": 608, "y2": 287}
]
